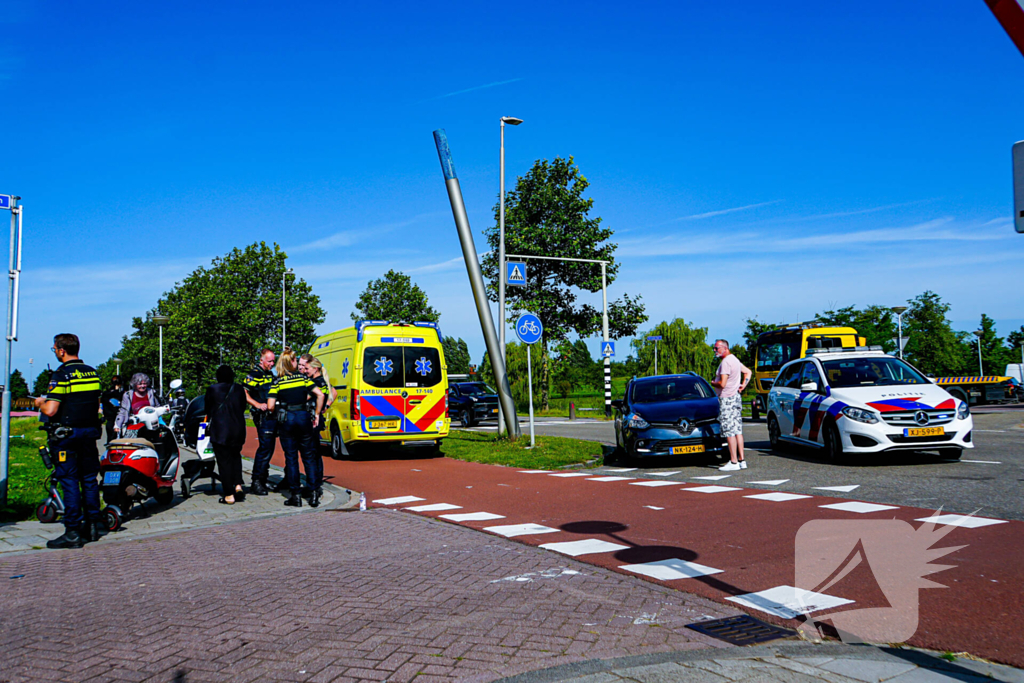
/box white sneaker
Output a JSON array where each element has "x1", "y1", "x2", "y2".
[
  {"x1": 719, "y1": 461, "x2": 742, "y2": 472},
  {"x1": 739, "y1": 460, "x2": 747, "y2": 469}
]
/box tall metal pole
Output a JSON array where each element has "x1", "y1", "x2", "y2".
[
  {"x1": 654, "y1": 340, "x2": 658, "y2": 376},
  {"x1": 1, "y1": 201, "x2": 22, "y2": 507},
  {"x1": 434, "y1": 129, "x2": 519, "y2": 438},
  {"x1": 282, "y1": 271, "x2": 287, "y2": 349},
  {"x1": 158, "y1": 324, "x2": 164, "y2": 397},
  {"x1": 498, "y1": 119, "x2": 506, "y2": 435},
  {"x1": 602, "y1": 262, "x2": 610, "y2": 418},
  {"x1": 526, "y1": 344, "x2": 535, "y2": 448},
  {"x1": 897, "y1": 314, "x2": 903, "y2": 359},
  {"x1": 977, "y1": 336, "x2": 984, "y2": 376}
]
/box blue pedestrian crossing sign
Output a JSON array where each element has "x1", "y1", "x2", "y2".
[
  {"x1": 602, "y1": 341, "x2": 615, "y2": 357},
  {"x1": 506, "y1": 261, "x2": 527, "y2": 287},
  {"x1": 0, "y1": 195, "x2": 11, "y2": 211}
]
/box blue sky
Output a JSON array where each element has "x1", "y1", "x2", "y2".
[{"x1": 2, "y1": 0, "x2": 1024, "y2": 384}]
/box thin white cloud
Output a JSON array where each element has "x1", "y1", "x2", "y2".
[
  {"x1": 288, "y1": 213, "x2": 439, "y2": 255},
  {"x1": 421, "y1": 77, "x2": 523, "y2": 102},
  {"x1": 408, "y1": 256, "x2": 464, "y2": 274},
  {"x1": 675, "y1": 200, "x2": 780, "y2": 221},
  {"x1": 787, "y1": 199, "x2": 935, "y2": 222}
]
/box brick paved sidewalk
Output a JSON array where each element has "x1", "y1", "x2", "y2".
[
  {"x1": 0, "y1": 509, "x2": 736, "y2": 683},
  {"x1": 0, "y1": 446, "x2": 352, "y2": 554}
]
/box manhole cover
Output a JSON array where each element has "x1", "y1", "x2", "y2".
[{"x1": 685, "y1": 614, "x2": 796, "y2": 646}]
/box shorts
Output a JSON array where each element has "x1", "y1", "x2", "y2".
[{"x1": 719, "y1": 395, "x2": 743, "y2": 437}]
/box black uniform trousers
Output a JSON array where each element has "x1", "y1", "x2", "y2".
[
  {"x1": 251, "y1": 412, "x2": 277, "y2": 483},
  {"x1": 277, "y1": 411, "x2": 322, "y2": 493},
  {"x1": 50, "y1": 427, "x2": 102, "y2": 531}
]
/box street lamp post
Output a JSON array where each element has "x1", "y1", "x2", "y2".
[
  {"x1": 283, "y1": 268, "x2": 294, "y2": 349},
  {"x1": 498, "y1": 116, "x2": 522, "y2": 435},
  {"x1": 113, "y1": 357, "x2": 122, "y2": 376},
  {"x1": 152, "y1": 315, "x2": 169, "y2": 398},
  {"x1": 891, "y1": 306, "x2": 908, "y2": 359},
  {"x1": 28, "y1": 358, "x2": 33, "y2": 395},
  {"x1": 973, "y1": 329, "x2": 984, "y2": 376}
]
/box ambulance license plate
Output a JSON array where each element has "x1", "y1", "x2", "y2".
[
  {"x1": 369, "y1": 420, "x2": 399, "y2": 431},
  {"x1": 904, "y1": 427, "x2": 944, "y2": 437},
  {"x1": 103, "y1": 471, "x2": 121, "y2": 486},
  {"x1": 671, "y1": 444, "x2": 705, "y2": 455}
]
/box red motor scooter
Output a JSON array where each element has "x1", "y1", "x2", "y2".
[{"x1": 99, "y1": 404, "x2": 181, "y2": 531}]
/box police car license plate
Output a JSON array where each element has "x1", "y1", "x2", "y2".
[
  {"x1": 369, "y1": 420, "x2": 399, "y2": 431},
  {"x1": 671, "y1": 444, "x2": 705, "y2": 455},
  {"x1": 904, "y1": 427, "x2": 944, "y2": 437},
  {"x1": 103, "y1": 471, "x2": 121, "y2": 486}
]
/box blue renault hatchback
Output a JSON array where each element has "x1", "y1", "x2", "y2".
[{"x1": 612, "y1": 373, "x2": 726, "y2": 461}]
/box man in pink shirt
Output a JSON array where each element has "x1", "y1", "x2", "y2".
[{"x1": 710, "y1": 339, "x2": 752, "y2": 471}]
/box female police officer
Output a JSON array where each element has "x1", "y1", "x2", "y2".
[{"x1": 266, "y1": 348, "x2": 324, "y2": 508}]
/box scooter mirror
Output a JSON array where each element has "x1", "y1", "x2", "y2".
[{"x1": 169, "y1": 379, "x2": 183, "y2": 390}]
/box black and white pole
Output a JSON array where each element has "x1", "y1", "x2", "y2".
[
  {"x1": 434, "y1": 129, "x2": 520, "y2": 439},
  {"x1": 0, "y1": 196, "x2": 22, "y2": 508},
  {"x1": 602, "y1": 262, "x2": 611, "y2": 418}
]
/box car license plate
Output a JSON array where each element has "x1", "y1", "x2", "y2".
[
  {"x1": 671, "y1": 444, "x2": 705, "y2": 455},
  {"x1": 491, "y1": 408, "x2": 498, "y2": 414},
  {"x1": 369, "y1": 420, "x2": 400, "y2": 431},
  {"x1": 904, "y1": 427, "x2": 945, "y2": 437},
  {"x1": 103, "y1": 471, "x2": 121, "y2": 486}
]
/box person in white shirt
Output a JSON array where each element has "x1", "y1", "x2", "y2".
[{"x1": 710, "y1": 339, "x2": 752, "y2": 471}]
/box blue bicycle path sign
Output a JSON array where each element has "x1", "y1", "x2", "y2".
[{"x1": 515, "y1": 313, "x2": 543, "y2": 345}]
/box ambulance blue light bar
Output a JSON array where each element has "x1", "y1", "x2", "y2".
[
  {"x1": 413, "y1": 321, "x2": 443, "y2": 339},
  {"x1": 355, "y1": 320, "x2": 390, "y2": 342}
]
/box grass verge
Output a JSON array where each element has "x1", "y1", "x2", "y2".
[
  {"x1": 0, "y1": 418, "x2": 52, "y2": 523},
  {"x1": 440, "y1": 429, "x2": 605, "y2": 470}
]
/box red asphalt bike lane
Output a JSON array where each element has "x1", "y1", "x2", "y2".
[{"x1": 243, "y1": 430, "x2": 1024, "y2": 668}]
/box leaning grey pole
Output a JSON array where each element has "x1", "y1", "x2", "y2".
[
  {"x1": 0, "y1": 201, "x2": 23, "y2": 507},
  {"x1": 434, "y1": 129, "x2": 519, "y2": 438}
]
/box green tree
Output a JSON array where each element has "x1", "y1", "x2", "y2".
[
  {"x1": 33, "y1": 368, "x2": 53, "y2": 396},
  {"x1": 903, "y1": 291, "x2": 966, "y2": 376},
  {"x1": 442, "y1": 336, "x2": 471, "y2": 375},
  {"x1": 1007, "y1": 325, "x2": 1024, "y2": 368},
  {"x1": 479, "y1": 343, "x2": 547, "y2": 409},
  {"x1": 551, "y1": 340, "x2": 600, "y2": 398},
  {"x1": 973, "y1": 314, "x2": 1011, "y2": 376},
  {"x1": 814, "y1": 304, "x2": 897, "y2": 353},
  {"x1": 352, "y1": 270, "x2": 439, "y2": 323},
  {"x1": 110, "y1": 242, "x2": 325, "y2": 396},
  {"x1": 9, "y1": 369, "x2": 28, "y2": 400},
  {"x1": 630, "y1": 319, "x2": 717, "y2": 380},
  {"x1": 481, "y1": 156, "x2": 647, "y2": 409},
  {"x1": 742, "y1": 318, "x2": 776, "y2": 364}
]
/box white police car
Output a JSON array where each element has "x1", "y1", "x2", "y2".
[{"x1": 766, "y1": 347, "x2": 973, "y2": 461}]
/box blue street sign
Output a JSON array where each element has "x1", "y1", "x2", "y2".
[
  {"x1": 0, "y1": 195, "x2": 11, "y2": 211},
  {"x1": 646, "y1": 336, "x2": 662, "y2": 341},
  {"x1": 515, "y1": 313, "x2": 543, "y2": 345},
  {"x1": 602, "y1": 341, "x2": 615, "y2": 357},
  {"x1": 506, "y1": 261, "x2": 527, "y2": 287}
]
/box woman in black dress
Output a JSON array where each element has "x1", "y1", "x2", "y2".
[{"x1": 204, "y1": 364, "x2": 249, "y2": 504}]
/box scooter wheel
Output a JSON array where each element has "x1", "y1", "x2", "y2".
[
  {"x1": 36, "y1": 501, "x2": 59, "y2": 524},
  {"x1": 103, "y1": 506, "x2": 122, "y2": 532},
  {"x1": 181, "y1": 478, "x2": 191, "y2": 500}
]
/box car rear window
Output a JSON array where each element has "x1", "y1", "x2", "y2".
[{"x1": 363, "y1": 346, "x2": 443, "y2": 389}]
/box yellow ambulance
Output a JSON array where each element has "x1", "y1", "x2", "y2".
[{"x1": 308, "y1": 320, "x2": 450, "y2": 457}]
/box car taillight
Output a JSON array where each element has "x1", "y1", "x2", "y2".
[{"x1": 351, "y1": 389, "x2": 360, "y2": 420}]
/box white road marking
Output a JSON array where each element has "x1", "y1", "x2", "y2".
[
  {"x1": 692, "y1": 475, "x2": 732, "y2": 481},
  {"x1": 915, "y1": 513, "x2": 1008, "y2": 529},
  {"x1": 539, "y1": 539, "x2": 629, "y2": 557},
  {"x1": 405, "y1": 503, "x2": 462, "y2": 512},
  {"x1": 814, "y1": 485, "x2": 860, "y2": 493},
  {"x1": 518, "y1": 470, "x2": 549, "y2": 474},
  {"x1": 819, "y1": 501, "x2": 899, "y2": 514},
  {"x1": 747, "y1": 479, "x2": 790, "y2": 486},
  {"x1": 629, "y1": 481, "x2": 678, "y2": 487},
  {"x1": 973, "y1": 430, "x2": 1007, "y2": 433},
  {"x1": 588, "y1": 476, "x2": 634, "y2": 482},
  {"x1": 440, "y1": 512, "x2": 505, "y2": 522},
  {"x1": 605, "y1": 468, "x2": 638, "y2": 472},
  {"x1": 727, "y1": 585, "x2": 854, "y2": 619},
  {"x1": 646, "y1": 471, "x2": 681, "y2": 477},
  {"x1": 484, "y1": 523, "x2": 560, "y2": 538},
  {"x1": 372, "y1": 496, "x2": 425, "y2": 505},
  {"x1": 643, "y1": 505, "x2": 665, "y2": 510},
  {"x1": 682, "y1": 485, "x2": 742, "y2": 494},
  {"x1": 549, "y1": 472, "x2": 594, "y2": 478},
  {"x1": 961, "y1": 460, "x2": 1003, "y2": 464},
  {"x1": 621, "y1": 559, "x2": 723, "y2": 580},
  {"x1": 745, "y1": 492, "x2": 812, "y2": 502}
]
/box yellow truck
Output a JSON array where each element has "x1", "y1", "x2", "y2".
[
  {"x1": 751, "y1": 322, "x2": 865, "y2": 420},
  {"x1": 308, "y1": 320, "x2": 450, "y2": 457},
  {"x1": 931, "y1": 375, "x2": 1018, "y2": 406}
]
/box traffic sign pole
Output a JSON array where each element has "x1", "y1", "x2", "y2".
[{"x1": 515, "y1": 314, "x2": 543, "y2": 448}]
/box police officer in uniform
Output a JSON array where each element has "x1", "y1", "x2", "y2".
[
  {"x1": 267, "y1": 349, "x2": 324, "y2": 507},
  {"x1": 34, "y1": 334, "x2": 104, "y2": 549},
  {"x1": 242, "y1": 348, "x2": 277, "y2": 495},
  {"x1": 299, "y1": 353, "x2": 335, "y2": 500}
]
